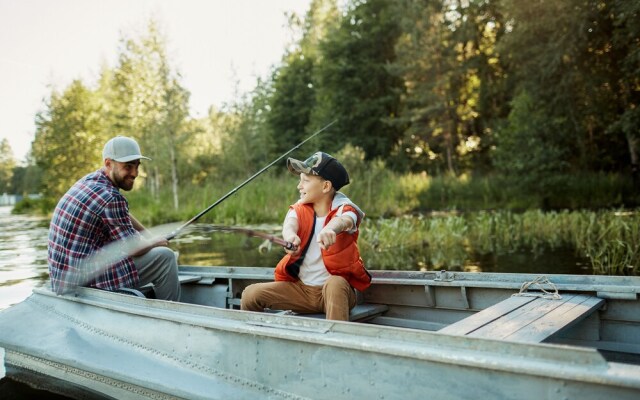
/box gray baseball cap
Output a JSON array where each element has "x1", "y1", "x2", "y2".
[{"x1": 102, "y1": 136, "x2": 151, "y2": 162}]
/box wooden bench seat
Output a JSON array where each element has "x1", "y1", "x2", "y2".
[{"x1": 439, "y1": 293, "x2": 605, "y2": 343}]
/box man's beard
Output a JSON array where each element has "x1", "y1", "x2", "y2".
[{"x1": 111, "y1": 171, "x2": 134, "y2": 191}]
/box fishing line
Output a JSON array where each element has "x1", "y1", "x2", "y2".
[{"x1": 166, "y1": 119, "x2": 337, "y2": 240}]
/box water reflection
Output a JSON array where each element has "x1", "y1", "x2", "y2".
[
  {"x1": 0, "y1": 206, "x2": 49, "y2": 310},
  {"x1": 172, "y1": 225, "x2": 284, "y2": 267}
]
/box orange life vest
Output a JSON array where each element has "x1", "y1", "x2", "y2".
[{"x1": 274, "y1": 202, "x2": 372, "y2": 291}]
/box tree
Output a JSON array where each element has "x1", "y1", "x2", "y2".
[
  {"x1": 267, "y1": 0, "x2": 339, "y2": 154},
  {"x1": 32, "y1": 80, "x2": 105, "y2": 200},
  {"x1": 391, "y1": 0, "x2": 508, "y2": 175},
  {"x1": 111, "y1": 20, "x2": 191, "y2": 209},
  {"x1": 216, "y1": 78, "x2": 277, "y2": 180},
  {"x1": 497, "y1": 0, "x2": 636, "y2": 176},
  {"x1": 10, "y1": 164, "x2": 42, "y2": 196},
  {"x1": 0, "y1": 138, "x2": 15, "y2": 193},
  {"x1": 609, "y1": 1, "x2": 640, "y2": 184},
  {"x1": 312, "y1": 0, "x2": 404, "y2": 160},
  {"x1": 493, "y1": 91, "x2": 568, "y2": 200}
]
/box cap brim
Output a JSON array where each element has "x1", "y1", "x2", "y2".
[
  {"x1": 113, "y1": 155, "x2": 152, "y2": 162},
  {"x1": 286, "y1": 158, "x2": 312, "y2": 175}
]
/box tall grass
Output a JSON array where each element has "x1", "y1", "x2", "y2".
[{"x1": 358, "y1": 210, "x2": 640, "y2": 275}]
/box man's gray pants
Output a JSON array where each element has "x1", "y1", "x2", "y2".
[{"x1": 134, "y1": 247, "x2": 181, "y2": 301}]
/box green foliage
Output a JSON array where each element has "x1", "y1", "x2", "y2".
[
  {"x1": 416, "y1": 172, "x2": 638, "y2": 211},
  {"x1": 216, "y1": 80, "x2": 278, "y2": 180},
  {"x1": 110, "y1": 19, "x2": 191, "y2": 207},
  {"x1": 493, "y1": 91, "x2": 568, "y2": 197},
  {"x1": 32, "y1": 80, "x2": 106, "y2": 200},
  {"x1": 26, "y1": 1, "x2": 640, "y2": 212},
  {"x1": 392, "y1": 0, "x2": 507, "y2": 174},
  {"x1": 0, "y1": 138, "x2": 15, "y2": 193},
  {"x1": 311, "y1": 0, "x2": 404, "y2": 159},
  {"x1": 10, "y1": 163, "x2": 42, "y2": 195},
  {"x1": 125, "y1": 174, "x2": 294, "y2": 226},
  {"x1": 267, "y1": 51, "x2": 316, "y2": 154},
  {"x1": 498, "y1": 0, "x2": 638, "y2": 173}
]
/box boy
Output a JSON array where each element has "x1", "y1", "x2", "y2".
[{"x1": 241, "y1": 151, "x2": 371, "y2": 320}]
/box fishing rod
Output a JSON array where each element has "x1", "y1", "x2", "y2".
[
  {"x1": 201, "y1": 225, "x2": 297, "y2": 251},
  {"x1": 166, "y1": 119, "x2": 337, "y2": 241}
]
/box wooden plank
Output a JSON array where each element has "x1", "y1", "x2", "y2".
[
  {"x1": 468, "y1": 294, "x2": 581, "y2": 340},
  {"x1": 438, "y1": 296, "x2": 536, "y2": 335},
  {"x1": 504, "y1": 295, "x2": 605, "y2": 342},
  {"x1": 467, "y1": 294, "x2": 605, "y2": 343}
]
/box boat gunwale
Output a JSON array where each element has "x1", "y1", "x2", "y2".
[{"x1": 179, "y1": 265, "x2": 640, "y2": 293}]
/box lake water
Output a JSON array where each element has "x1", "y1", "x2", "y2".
[{"x1": 0, "y1": 206, "x2": 50, "y2": 310}]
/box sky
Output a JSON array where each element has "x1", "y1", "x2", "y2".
[{"x1": 0, "y1": 0, "x2": 312, "y2": 163}]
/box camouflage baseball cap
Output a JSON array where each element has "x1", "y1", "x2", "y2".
[{"x1": 287, "y1": 151, "x2": 350, "y2": 190}]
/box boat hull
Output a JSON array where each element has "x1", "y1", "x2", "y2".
[{"x1": 2, "y1": 282, "x2": 640, "y2": 399}]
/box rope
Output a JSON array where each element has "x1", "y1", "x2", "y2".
[{"x1": 512, "y1": 275, "x2": 562, "y2": 300}]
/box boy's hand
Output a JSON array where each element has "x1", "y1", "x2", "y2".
[
  {"x1": 317, "y1": 227, "x2": 337, "y2": 250},
  {"x1": 284, "y1": 235, "x2": 302, "y2": 254},
  {"x1": 317, "y1": 216, "x2": 353, "y2": 250}
]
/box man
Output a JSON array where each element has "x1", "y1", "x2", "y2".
[
  {"x1": 48, "y1": 136, "x2": 180, "y2": 301},
  {"x1": 241, "y1": 151, "x2": 371, "y2": 320}
]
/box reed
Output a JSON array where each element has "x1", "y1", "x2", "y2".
[{"x1": 358, "y1": 210, "x2": 639, "y2": 275}]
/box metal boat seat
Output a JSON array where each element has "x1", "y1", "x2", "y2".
[
  {"x1": 273, "y1": 303, "x2": 389, "y2": 322},
  {"x1": 118, "y1": 274, "x2": 202, "y2": 299}
]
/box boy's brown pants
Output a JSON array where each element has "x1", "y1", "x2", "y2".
[{"x1": 240, "y1": 275, "x2": 356, "y2": 321}]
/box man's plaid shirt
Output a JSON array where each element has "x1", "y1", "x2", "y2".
[{"x1": 48, "y1": 168, "x2": 140, "y2": 293}]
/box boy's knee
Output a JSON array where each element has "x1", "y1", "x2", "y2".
[
  {"x1": 325, "y1": 275, "x2": 349, "y2": 290},
  {"x1": 240, "y1": 284, "x2": 260, "y2": 310}
]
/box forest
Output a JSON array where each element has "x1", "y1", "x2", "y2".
[{"x1": 0, "y1": 0, "x2": 638, "y2": 215}]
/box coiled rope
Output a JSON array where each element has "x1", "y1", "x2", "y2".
[{"x1": 512, "y1": 275, "x2": 562, "y2": 300}]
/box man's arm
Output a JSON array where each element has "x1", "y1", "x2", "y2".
[
  {"x1": 130, "y1": 214, "x2": 149, "y2": 235},
  {"x1": 129, "y1": 214, "x2": 168, "y2": 256}
]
